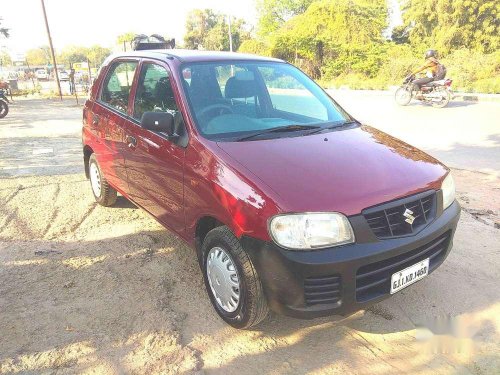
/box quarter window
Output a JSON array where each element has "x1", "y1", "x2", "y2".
[
  {"x1": 133, "y1": 63, "x2": 179, "y2": 120},
  {"x1": 100, "y1": 61, "x2": 138, "y2": 114}
]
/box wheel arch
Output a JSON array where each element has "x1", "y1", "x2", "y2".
[
  {"x1": 83, "y1": 145, "x2": 94, "y2": 179},
  {"x1": 195, "y1": 215, "x2": 225, "y2": 259}
]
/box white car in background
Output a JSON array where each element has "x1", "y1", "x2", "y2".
[
  {"x1": 35, "y1": 69, "x2": 48, "y2": 81},
  {"x1": 58, "y1": 70, "x2": 69, "y2": 81}
]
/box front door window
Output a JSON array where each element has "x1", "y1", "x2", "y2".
[{"x1": 133, "y1": 63, "x2": 179, "y2": 120}]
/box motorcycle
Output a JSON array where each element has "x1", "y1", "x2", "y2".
[
  {"x1": 395, "y1": 75, "x2": 453, "y2": 108},
  {"x1": 0, "y1": 88, "x2": 9, "y2": 118}
]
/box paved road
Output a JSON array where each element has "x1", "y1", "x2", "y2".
[
  {"x1": 0, "y1": 98, "x2": 83, "y2": 177},
  {"x1": 0, "y1": 93, "x2": 498, "y2": 177},
  {"x1": 330, "y1": 90, "x2": 500, "y2": 176}
]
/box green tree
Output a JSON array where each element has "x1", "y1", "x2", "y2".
[
  {"x1": 256, "y1": 0, "x2": 314, "y2": 35},
  {"x1": 117, "y1": 32, "x2": 136, "y2": 51},
  {"x1": 184, "y1": 9, "x2": 249, "y2": 51},
  {"x1": 391, "y1": 25, "x2": 410, "y2": 44},
  {"x1": 402, "y1": 0, "x2": 499, "y2": 54},
  {"x1": 270, "y1": 0, "x2": 387, "y2": 78},
  {"x1": 238, "y1": 39, "x2": 271, "y2": 55},
  {"x1": 58, "y1": 45, "x2": 89, "y2": 65},
  {"x1": 26, "y1": 47, "x2": 50, "y2": 65},
  {"x1": 0, "y1": 51, "x2": 12, "y2": 66},
  {"x1": 87, "y1": 45, "x2": 112, "y2": 67},
  {"x1": 184, "y1": 9, "x2": 218, "y2": 49}
]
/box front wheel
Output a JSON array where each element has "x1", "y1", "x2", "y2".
[
  {"x1": 0, "y1": 100, "x2": 8, "y2": 118},
  {"x1": 431, "y1": 89, "x2": 451, "y2": 108},
  {"x1": 395, "y1": 87, "x2": 412, "y2": 106},
  {"x1": 202, "y1": 226, "x2": 268, "y2": 329}
]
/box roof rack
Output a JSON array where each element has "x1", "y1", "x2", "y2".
[{"x1": 131, "y1": 34, "x2": 175, "y2": 51}]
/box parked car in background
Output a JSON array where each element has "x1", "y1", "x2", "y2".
[
  {"x1": 82, "y1": 50, "x2": 460, "y2": 329},
  {"x1": 35, "y1": 69, "x2": 48, "y2": 81},
  {"x1": 58, "y1": 70, "x2": 69, "y2": 81}
]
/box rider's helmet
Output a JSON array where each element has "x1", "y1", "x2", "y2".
[{"x1": 424, "y1": 49, "x2": 438, "y2": 59}]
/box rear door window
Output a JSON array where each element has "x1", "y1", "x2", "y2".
[{"x1": 100, "y1": 61, "x2": 138, "y2": 114}]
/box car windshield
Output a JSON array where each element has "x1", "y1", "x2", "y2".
[{"x1": 180, "y1": 61, "x2": 350, "y2": 141}]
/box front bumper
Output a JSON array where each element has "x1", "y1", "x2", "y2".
[{"x1": 241, "y1": 200, "x2": 461, "y2": 319}]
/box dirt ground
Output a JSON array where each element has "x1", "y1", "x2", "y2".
[
  {"x1": 0, "y1": 168, "x2": 499, "y2": 375},
  {"x1": 1, "y1": 98, "x2": 499, "y2": 374}
]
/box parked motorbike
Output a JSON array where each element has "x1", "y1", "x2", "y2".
[
  {"x1": 0, "y1": 89, "x2": 9, "y2": 118},
  {"x1": 395, "y1": 75, "x2": 453, "y2": 108}
]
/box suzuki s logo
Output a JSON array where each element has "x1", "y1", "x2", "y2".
[{"x1": 403, "y1": 208, "x2": 415, "y2": 224}]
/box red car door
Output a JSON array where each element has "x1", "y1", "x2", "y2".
[
  {"x1": 92, "y1": 59, "x2": 139, "y2": 194},
  {"x1": 122, "y1": 60, "x2": 186, "y2": 233}
]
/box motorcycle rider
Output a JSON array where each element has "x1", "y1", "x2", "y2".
[{"x1": 410, "y1": 50, "x2": 446, "y2": 92}]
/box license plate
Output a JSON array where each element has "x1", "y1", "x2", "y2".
[{"x1": 390, "y1": 258, "x2": 429, "y2": 294}]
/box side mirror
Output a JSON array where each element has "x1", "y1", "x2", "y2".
[{"x1": 140, "y1": 111, "x2": 175, "y2": 136}]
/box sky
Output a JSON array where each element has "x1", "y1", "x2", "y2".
[{"x1": 1, "y1": 0, "x2": 258, "y2": 57}]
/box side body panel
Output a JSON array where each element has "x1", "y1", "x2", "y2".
[{"x1": 122, "y1": 58, "x2": 186, "y2": 235}]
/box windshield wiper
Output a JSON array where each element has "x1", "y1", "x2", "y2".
[
  {"x1": 307, "y1": 120, "x2": 359, "y2": 135},
  {"x1": 235, "y1": 124, "x2": 320, "y2": 142}
]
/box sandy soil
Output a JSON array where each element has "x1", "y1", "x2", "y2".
[{"x1": 0, "y1": 168, "x2": 499, "y2": 375}]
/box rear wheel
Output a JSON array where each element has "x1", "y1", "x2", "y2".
[
  {"x1": 395, "y1": 87, "x2": 412, "y2": 106},
  {"x1": 202, "y1": 226, "x2": 268, "y2": 329},
  {"x1": 431, "y1": 89, "x2": 451, "y2": 108},
  {"x1": 0, "y1": 101, "x2": 8, "y2": 118},
  {"x1": 88, "y1": 154, "x2": 117, "y2": 206}
]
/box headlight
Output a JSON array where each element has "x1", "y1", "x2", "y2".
[
  {"x1": 441, "y1": 173, "x2": 455, "y2": 210},
  {"x1": 269, "y1": 213, "x2": 355, "y2": 250}
]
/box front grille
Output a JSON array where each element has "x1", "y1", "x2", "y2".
[
  {"x1": 304, "y1": 274, "x2": 342, "y2": 306},
  {"x1": 364, "y1": 192, "x2": 436, "y2": 239},
  {"x1": 355, "y1": 231, "x2": 450, "y2": 302}
]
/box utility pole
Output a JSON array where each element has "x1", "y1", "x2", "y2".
[
  {"x1": 227, "y1": 15, "x2": 233, "y2": 52},
  {"x1": 40, "y1": 0, "x2": 62, "y2": 100}
]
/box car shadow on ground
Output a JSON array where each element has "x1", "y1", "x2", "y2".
[
  {"x1": 1, "y1": 223, "x2": 496, "y2": 374},
  {"x1": 111, "y1": 195, "x2": 138, "y2": 209}
]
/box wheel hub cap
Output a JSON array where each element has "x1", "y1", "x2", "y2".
[
  {"x1": 206, "y1": 247, "x2": 240, "y2": 313},
  {"x1": 90, "y1": 162, "x2": 101, "y2": 197}
]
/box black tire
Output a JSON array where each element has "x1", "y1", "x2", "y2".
[
  {"x1": 202, "y1": 226, "x2": 268, "y2": 329},
  {"x1": 88, "y1": 153, "x2": 117, "y2": 206},
  {"x1": 0, "y1": 101, "x2": 8, "y2": 118},
  {"x1": 431, "y1": 89, "x2": 451, "y2": 108},
  {"x1": 395, "y1": 87, "x2": 412, "y2": 106}
]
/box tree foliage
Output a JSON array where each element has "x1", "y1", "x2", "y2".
[
  {"x1": 184, "y1": 9, "x2": 249, "y2": 51},
  {"x1": 117, "y1": 32, "x2": 136, "y2": 44},
  {"x1": 58, "y1": 45, "x2": 111, "y2": 67},
  {"x1": 59, "y1": 45, "x2": 88, "y2": 65},
  {"x1": 244, "y1": 0, "x2": 387, "y2": 78},
  {"x1": 26, "y1": 47, "x2": 51, "y2": 66},
  {"x1": 238, "y1": 0, "x2": 499, "y2": 92},
  {"x1": 0, "y1": 51, "x2": 12, "y2": 66},
  {"x1": 402, "y1": 0, "x2": 499, "y2": 54},
  {"x1": 256, "y1": 0, "x2": 314, "y2": 35},
  {"x1": 86, "y1": 45, "x2": 112, "y2": 67}
]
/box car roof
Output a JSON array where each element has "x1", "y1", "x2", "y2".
[{"x1": 105, "y1": 49, "x2": 285, "y2": 64}]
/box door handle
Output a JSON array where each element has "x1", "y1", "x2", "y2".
[{"x1": 126, "y1": 135, "x2": 137, "y2": 148}]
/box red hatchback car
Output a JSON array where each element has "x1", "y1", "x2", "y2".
[{"x1": 82, "y1": 50, "x2": 460, "y2": 328}]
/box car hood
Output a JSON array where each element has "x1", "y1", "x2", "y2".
[{"x1": 216, "y1": 125, "x2": 448, "y2": 216}]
